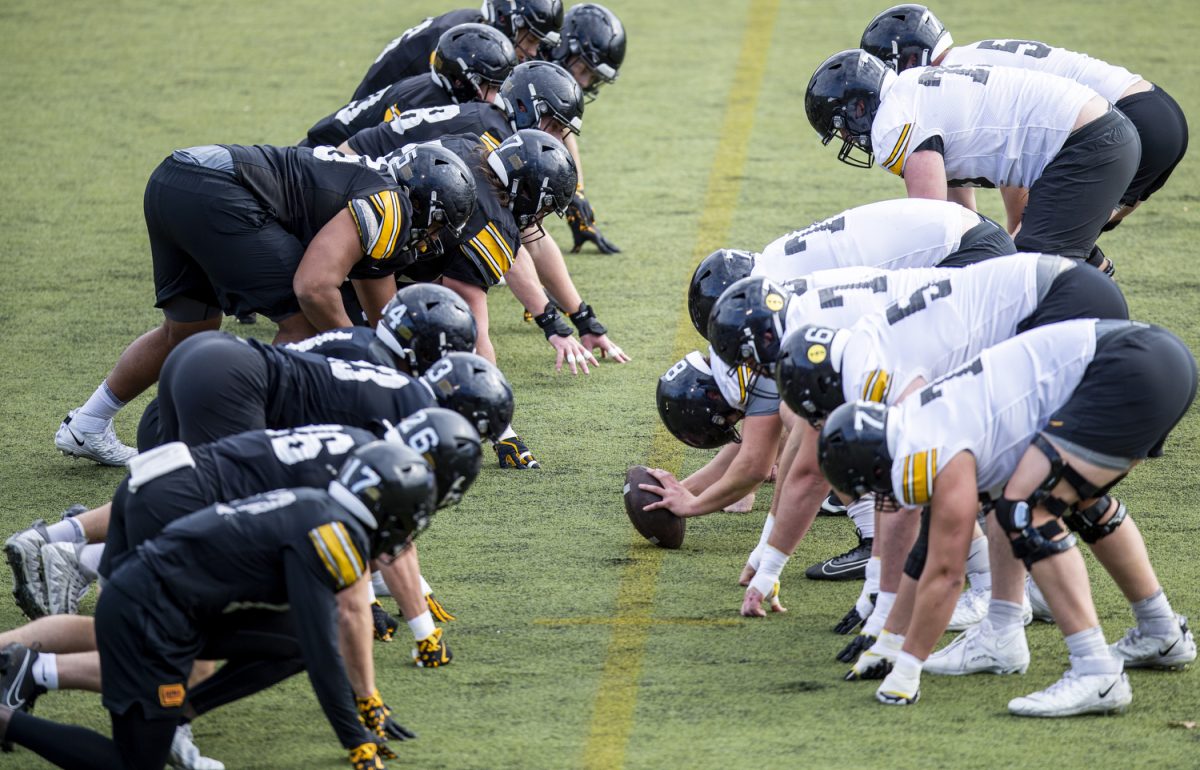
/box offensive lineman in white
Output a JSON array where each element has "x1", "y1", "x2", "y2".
[
  {"x1": 817, "y1": 319, "x2": 1197, "y2": 716},
  {"x1": 804, "y1": 49, "x2": 1139, "y2": 267}
]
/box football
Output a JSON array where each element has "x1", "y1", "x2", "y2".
[{"x1": 623, "y1": 465, "x2": 685, "y2": 549}]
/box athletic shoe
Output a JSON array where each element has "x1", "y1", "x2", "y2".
[
  {"x1": 0, "y1": 644, "x2": 45, "y2": 712},
  {"x1": 946, "y1": 586, "x2": 989, "y2": 631},
  {"x1": 1026, "y1": 576, "x2": 1055, "y2": 623},
  {"x1": 494, "y1": 436, "x2": 540, "y2": 469},
  {"x1": 5, "y1": 523, "x2": 51, "y2": 620},
  {"x1": 235, "y1": 312, "x2": 257, "y2": 325},
  {"x1": 845, "y1": 631, "x2": 903, "y2": 680},
  {"x1": 924, "y1": 620, "x2": 1029, "y2": 676},
  {"x1": 1110, "y1": 615, "x2": 1196, "y2": 670},
  {"x1": 168, "y1": 723, "x2": 226, "y2": 770},
  {"x1": 41, "y1": 543, "x2": 91, "y2": 615},
  {"x1": 55, "y1": 410, "x2": 137, "y2": 466},
  {"x1": 804, "y1": 533, "x2": 872, "y2": 581},
  {"x1": 413, "y1": 628, "x2": 453, "y2": 668},
  {"x1": 1008, "y1": 666, "x2": 1130, "y2": 717},
  {"x1": 818, "y1": 492, "x2": 847, "y2": 517},
  {"x1": 875, "y1": 666, "x2": 920, "y2": 706}
]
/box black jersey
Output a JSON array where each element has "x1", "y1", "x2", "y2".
[
  {"x1": 400, "y1": 133, "x2": 521, "y2": 287},
  {"x1": 305, "y1": 74, "x2": 455, "y2": 149},
  {"x1": 252, "y1": 339, "x2": 436, "y2": 432},
  {"x1": 284, "y1": 327, "x2": 383, "y2": 362},
  {"x1": 346, "y1": 102, "x2": 512, "y2": 160},
  {"x1": 191, "y1": 424, "x2": 378, "y2": 503},
  {"x1": 221, "y1": 144, "x2": 415, "y2": 278},
  {"x1": 352, "y1": 8, "x2": 484, "y2": 101}
]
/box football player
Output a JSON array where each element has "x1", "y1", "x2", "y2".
[
  {"x1": 860, "y1": 4, "x2": 1188, "y2": 239},
  {"x1": 55, "y1": 144, "x2": 476, "y2": 465},
  {"x1": 540, "y1": 3, "x2": 627, "y2": 254},
  {"x1": 819, "y1": 319, "x2": 1197, "y2": 715},
  {"x1": 300, "y1": 23, "x2": 517, "y2": 149},
  {"x1": 805, "y1": 50, "x2": 1139, "y2": 269},
  {"x1": 350, "y1": 0, "x2": 563, "y2": 101},
  {"x1": 0, "y1": 443, "x2": 436, "y2": 769},
  {"x1": 713, "y1": 254, "x2": 1128, "y2": 626}
]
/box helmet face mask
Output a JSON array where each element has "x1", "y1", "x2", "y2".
[
  {"x1": 497, "y1": 60, "x2": 585, "y2": 137},
  {"x1": 804, "y1": 50, "x2": 890, "y2": 169},
  {"x1": 332, "y1": 442, "x2": 438, "y2": 560},
  {"x1": 706, "y1": 277, "x2": 792, "y2": 376},
  {"x1": 486, "y1": 0, "x2": 565, "y2": 49},
  {"x1": 485, "y1": 129, "x2": 577, "y2": 235},
  {"x1": 687, "y1": 249, "x2": 756, "y2": 339},
  {"x1": 543, "y1": 3, "x2": 624, "y2": 100},
  {"x1": 432, "y1": 23, "x2": 518, "y2": 103},
  {"x1": 656, "y1": 352, "x2": 744, "y2": 449},
  {"x1": 377, "y1": 283, "x2": 478, "y2": 375},
  {"x1": 817, "y1": 401, "x2": 894, "y2": 500},
  {"x1": 386, "y1": 144, "x2": 478, "y2": 252}
]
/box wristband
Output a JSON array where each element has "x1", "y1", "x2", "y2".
[
  {"x1": 569, "y1": 302, "x2": 607, "y2": 336},
  {"x1": 534, "y1": 302, "x2": 573, "y2": 339}
]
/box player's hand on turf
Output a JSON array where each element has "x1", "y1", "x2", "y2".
[
  {"x1": 357, "y1": 690, "x2": 414, "y2": 745},
  {"x1": 837, "y1": 634, "x2": 876, "y2": 665},
  {"x1": 738, "y1": 562, "x2": 756, "y2": 587},
  {"x1": 370, "y1": 600, "x2": 398, "y2": 642},
  {"x1": 425, "y1": 592, "x2": 455, "y2": 622},
  {"x1": 579, "y1": 332, "x2": 631, "y2": 363},
  {"x1": 565, "y1": 190, "x2": 620, "y2": 254},
  {"x1": 834, "y1": 605, "x2": 867, "y2": 636},
  {"x1": 845, "y1": 631, "x2": 902, "y2": 681},
  {"x1": 348, "y1": 739, "x2": 392, "y2": 769},
  {"x1": 740, "y1": 582, "x2": 786, "y2": 617},
  {"x1": 549, "y1": 334, "x2": 597, "y2": 375}
]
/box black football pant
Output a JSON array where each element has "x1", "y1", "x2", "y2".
[{"x1": 5, "y1": 703, "x2": 175, "y2": 770}]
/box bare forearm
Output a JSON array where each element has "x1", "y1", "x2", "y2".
[
  {"x1": 297, "y1": 287, "x2": 354, "y2": 331},
  {"x1": 337, "y1": 596, "x2": 376, "y2": 698},
  {"x1": 524, "y1": 236, "x2": 583, "y2": 311},
  {"x1": 683, "y1": 444, "x2": 739, "y2": 493}
]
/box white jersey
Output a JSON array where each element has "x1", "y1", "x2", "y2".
[
  {"x1": 752, "y1": 199, "x2": 970, "y2": 279},
  {"x1": 944, "y1": 40, "x2": 1140, "y2": 104},
  {"x1": 885, "y1": 319, "x2": 1099, "y2": 505},
  {"x1": 837, "y1": 254, "x2": 1071, "y2": 405},
  {"x1": 710, "y1": 347, "x2": 780, "y2": 416},
  {"x1": 784, "y1": 265, "x2": 949, "y2": 331},
  {"x1": 872, "y1": 65, "x2": 1097, "y2": 187}
]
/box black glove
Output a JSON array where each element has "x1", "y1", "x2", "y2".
[
  {"x1": 565, "y1": 189, "x2": 620, "y2": 254},
  {"x1": 533, "y1": 302, "x2": 574, "y2": 339},
  {"x1": 568, "y1": 302, "x2": 608, "y2": 337},
  {"x1": 370, "y1": 600, "x2": 398, "y2": 642},
  {"x1": 834, "y1": 593, "x2": 874, "y2": 635},
  {"x1": 836, "y1": 633, "x2": 877, "y2": 664}
]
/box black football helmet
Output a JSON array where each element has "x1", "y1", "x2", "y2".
[
  {"x1": 656, "y1": 351, "x2": 743, "y2": 449},
  {"x1": 817, "y1": 401, "x2": 894, "y2": 499},
  {"x1": 419, "y1": 352, "x2": 515, "y2": 442},
  {"x1": 332, "y1": 441, "x2": 439, "y2": 559},
  {"x1": 497, "y1": 60, "x2": 585, "y2": 136},
  {"x1": 543, "y1": 3, "x2": 625, "y2": 99},
  {"x1": 387, "y1": 144, "x2": 478, "y2": 251},
  {"x1": 484, "y1": 0, "x2": 564, "y2": 47},
  {"x1": 432, "y1": 23, "x2": 519, "y2": 102},
  {"x1": 486, "y1": 129, "x2": 578, "y2": 235},
  {"x1": 387, "y1": 407, "x2": 483, "y2": 509},
  {"x1": 706, "y1": 277, "x2": 793, "y2": 375},
  {"x1": 860, "y1": 4, "x2": 953, "y2": 72},
  {"x1": 377, "y1": 283, "x2": 477, "y2": 375},
  {"x1": 804, "y1": 49, "x2": 892, "y2": 168},
  {"x1": 688, "y1": 249, "x2": 756, "y2": 339},
  {"x1": 775, "y1": 325, "x2": 849, "y2": 426}
]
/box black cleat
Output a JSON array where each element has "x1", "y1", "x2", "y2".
[
  {"x1": 818, "y1": 492, "x2": 847, "y2": 517},
  {"x1": 805, "y1": 534, "x2": 872, "y2": 581},
  {"x1": 0, "y1": 644, "x2": 46, "y2": 713}
]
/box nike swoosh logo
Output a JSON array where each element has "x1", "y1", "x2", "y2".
[
  {"x1": 67, "y1": 427, "x2": 85, "y2": 447},
  {"x1": 1098, "y1": 681, "x2": 1118, "y2": 698},
  {"x1": 1158, "y1": 638, "x2": 1179, "y2": 657},
  {"x1": 2, "y1": 655, "x2": 31, "y2": 709}
]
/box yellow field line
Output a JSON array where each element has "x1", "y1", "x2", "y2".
[{"x1": 581, "y1": 2, "x2": 780, "y2": 767}]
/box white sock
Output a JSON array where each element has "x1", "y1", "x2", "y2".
[
  {"x1": 847, "y1": 496, "x2": 875, "y2": 539},
  {"x1": 986, "y1": 599, "x2": 1024, "y2": 633},
  {"x1": 856, "y1": 557, "x2": 882, "y2": 617},
  {"x1": 419, "y1": 574, "x2": 433, "y2": 596},
  {"x1": 1065, "y1": 627, "x2": 1121, "y2": 674},
  {"x1": 965, "y1": 535, "x2": 991, "y2": 591},
  {"x1": 747, "y1": 515, "x2": 775, "y2": 570},
  {"x1": 32, "y1": 652, "x2": 59, "y2": 690},
  {"x1": 76, "y1": 543, "x2": 105, "y2": 581},
  {"x1": 72, "y1": 382, "x2": 125, "y2": 433},
  {"x1": 1131, "y1": 588, "x2": 1177, "y2": 637},
  {"x1": 498, "y1": 425, "x2": 518, "y2": 442},
  {"x1": 894, "y1": 650, "x2": 924, "y2": 676},
  {"x1": 863, "y1": 591, "x2": 896, "y2": 637},
  {"x1": 408, "y1": 610, "x2": 436, "y2": 641},
  {"x1": 45, "y1": 518, "x2": 86, "y2": 545}
]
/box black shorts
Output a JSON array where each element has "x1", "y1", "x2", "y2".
[
  {"x1": 1015, "y1": 109, "x2": 1141, "y2": 260},
  {"x1": 400, "y1": 251, "x2": 491, "y2": 292},
  {"x1": 146, "y1": 157, "x2": 305, "y2": 321},
  {"x1": 96, "y1": 576, "x2": 201, "y2": 720},
  {"x1": 99, "y1": 470, "x2": 214, "y2": 580},
  {"x1": 1044, "y1": 322, "x2": 1197, "y2": 460},
  {"x1": 1115, "y1": 86, "x2": 1189, "y2": 205},
  {"x1": 1016, "y1": 262, "x2": 1129, "y2": 333},
  {"x1": 154, "y1": 332, "x2": 270, "y2": 446},
  {"x1": 937, "y1": 214, "x2": 1017, "y2": 267}
]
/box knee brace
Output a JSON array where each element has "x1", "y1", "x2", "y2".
[
  {"x1": 1027, "y1": 435, "x2": 1125, "y2": 513},
  {"x1": 902, "y1": 507, "x2": 931, "y2": 580},
  {"x1": 1062, "y1": 495, "x2": 1128, "y2": 544},
  {"x1": 992, "y1": 496, "x2": 1077, "y2": 567}
]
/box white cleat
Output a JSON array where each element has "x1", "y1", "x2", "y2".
[
  {"x1": 875, "y1": 666, "x2": 920, "y2": 706},
  {"x1": 1026, "y1": 575, "x2": 1055, "y2": 623},
  {"x1": 55, "y1": 410, "x2": 137, "y2": 466},
  {"x1": 1008, "y1": 666, "x2": 1131, "y2": 717},
  {"x1": 947, "y1": 586, "x2": 989, "y2": 631},
  {"x1": 925, "y1": 620, "x2": 1029, "y2": 676},
  {"x1": 1110, "y1": 615, "x2": 1196, "y2": 670},
  {"x1": 4, "y1": 525, "x2": 50, "y2": 619},
  {"x1": 168, "y1": 723, "x2": 226, "y2": 770},
  {"x1": 41, "y1": 543, "x2": 91, "y2": 615}
]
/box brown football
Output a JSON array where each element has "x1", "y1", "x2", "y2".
[{"x1": 623, "y1": 465, "x2": 685, "y2": 549}]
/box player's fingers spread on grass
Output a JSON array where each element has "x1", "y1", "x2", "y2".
[{"x1": 740, "y1": 586, "x2": 768, "y2": 617}]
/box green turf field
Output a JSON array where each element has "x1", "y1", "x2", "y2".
[{"x1": 2, "y1": 0, "x2": 1199, "y2": 767}]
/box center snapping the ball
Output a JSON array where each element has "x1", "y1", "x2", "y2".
[{"x1": 623, "y1": 465, "x2": 685, "y2": 549}]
